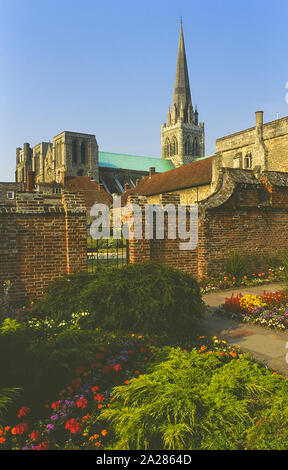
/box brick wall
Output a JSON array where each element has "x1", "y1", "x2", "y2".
[
  {"x1": 127, "y1": 193, "x2": 198, "y2": 277},
  {"x1": 0, "y1": 191, "x2": 87, "y2": 301},
  {"x1": 126, "y1": 171, "x2": 288, "y2": 281},
  {"x1": 198, "y1": 176, "x2": 288, "y2": 276}
]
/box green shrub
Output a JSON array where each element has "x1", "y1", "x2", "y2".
[
  {"x1": 32, "y1": 271, "x2": 100, "y2": 320},
  {"x1": 0, "y1": 318, "x2": 97, "y2": 414},
  {"x1": 99, "y1": 347, "x2": 288, "y2": 450},
  {"x1": 0, "y1": 388, "x2": 22, "y2": 425},
  {"x1": 224, "y1": 250, "x2": 247, "y2": 278},
  {"x1": 79, "y1": 263, "x2": 205, "y2": 340},
  {"x1": 281, "y1": 249, "x2": 288, "y2": 285}
]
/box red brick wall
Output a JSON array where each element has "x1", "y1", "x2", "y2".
[
  {"x1": 0, "y1": 192, "x2": 87, "y2": 301},
  {"x1": 127, "y1": 193, "x2": 198, "y2": 277},
  {"x1": 198, "y1": 186, "x2": 288, "y2": 276},
  {"x1": 127, "y1": 182, "x2": 288, "y2": 280}
]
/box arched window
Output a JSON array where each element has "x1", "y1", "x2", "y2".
[
  {"x1": 81, "y1": 141, "x2": 86, "y2": 165},
  {"x1": 185, "y1": 136, "x2": 192, "y2": 155},
  {"x1": 72, "y1": 140, "x2": 77, "y2": 165},
  {"x1": 244, "y1": 153, "x2": 252, "y2": 169},
  {"x1": 172, "y1": 136, "x2": 178, "y2": 156},
  {"x1": 165, "y1": 138, "x2": 170, "y2": 157},
  {"x1": 193, "y1": 137, "x2": 199, "y2": 156}
]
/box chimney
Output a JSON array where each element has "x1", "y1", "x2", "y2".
[
  {"x1": 149, "y1": 167, "x2": 156, "y2": 178},
  {"x1": 26, "y1": 169, "x2": 35, "y2": 192},
  {"x1": 255, "y1": 111, "x2": 264, "y2": 143},
  {"x1": 255, "y1": 110, "x2": 263, "y2": 127}
]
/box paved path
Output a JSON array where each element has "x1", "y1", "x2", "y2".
[{"x1": 202, "y1": 282, "x2": 288, "y2": 376}]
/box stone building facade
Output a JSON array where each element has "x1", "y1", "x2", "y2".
[
  {"x1": 161, "y1": 21, "x2": 205, "y2": 167},
  {"x1": 216, "y1": 111, "x2": 288, "y2": 174},
  {"x1": 16, "y1": 131, "x2": 99, "y2": 185}
]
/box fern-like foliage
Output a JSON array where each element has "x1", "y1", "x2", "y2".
[
  {"x1": 0, "y1": 387, "x2": 22, "y2": 423},
  {"x1": 98, "y1": 347, "x2": 288, "y2": 450}
]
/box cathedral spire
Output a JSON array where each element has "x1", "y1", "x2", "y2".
[{"x1": 173, "y1": 20, "x2": 192, "y2": 115}]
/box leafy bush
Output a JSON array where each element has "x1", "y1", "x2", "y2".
[
  {"x1": 0, "y1": 388, "x2": 22, "y2": 425},
  {"x1": 281, "y1": 249, "x2": 288, "y2": 285},
  {"x1": 32, "y1": 271, "x2": 99, "y2": 320},
  {"x1": 0, "y1": 318, "x2": 98, "y2": 415},
  {"x1": 224, "y1": 250, "x2": 247, "y2": 278},
  {"x1": 99, "y1": 347, "x2": 288, "y2": 450},
  {"x1": 79, "y1": 263, "x2": 205, "y2": 340}
]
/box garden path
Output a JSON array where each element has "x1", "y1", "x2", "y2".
[{"x1": 202, "y1": 282, "x2": 288, "y2": 377}]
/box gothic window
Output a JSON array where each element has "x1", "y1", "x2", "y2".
[
  {"x1": 81, "y1": 141, "x2": 86, "y2": 165},
  {"x1": 171, "y1": 136, "x2": 178, "y2": 156},
  {"x1": 244, "y1": 153, "x2": 252, "y2": 169},
  {"x1": 35, "y1": 152, "x2": 40, "y2": 174},
  {"x1": 165, "y1": 138, "x2": 170, "y2": 157},
  {"x1": 56, "y1": 143, "x2": 62, "y2": 167},
  {"x1": 185, "y1": 136, "x2": 192, "y2": 155},
  {"x1": 193, "y1": 137, "x2": 199, "y2": 156},
  {"x1": 72, "y1": 140, "x2": 77, "y2": 165}
]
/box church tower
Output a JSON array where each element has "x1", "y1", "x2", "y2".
[{"x1": 161, "y1": 21, "x2": 205, "y2": 167}]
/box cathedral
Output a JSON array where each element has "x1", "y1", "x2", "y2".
[
  {"x1": 161, "y1": 20, "x2": 205, "y2": 167},
  {"x1": 13, "y1": 21, "x2": 288, "y2": 205},
  {"x1": 15, "y1": 22, "x2": 203, "y2": 195}
]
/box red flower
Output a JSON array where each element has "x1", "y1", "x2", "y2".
[
  {"x1": 94, "y1": 393, "x2": 105, "y2": 402},
  {"x1": 75, "y1": 365, "x2": 85, "y2": 375},
  {"x1": 140, "y1": 347, "x2": 147, "y2": 352},
  {"x1": 17, "y1": 406, "x2": 31, "y2": 419},
  {"x1": 71, "y1": 377, "x2": 82, "y2": 388},
  {"x1": 76, "y1": 398, "x2": 88, "y2": 409},
  {"x1": 113, "y1": 364, "x2": 122, "y2": 372},
  {"x1": 11, "y1": 422, "x2": 29, "y2": 435},
  {"x1": 90, "y1": 361, "x2": 101, "y2": 369},
  {"x1": 91, "y1": 386, "x2": 99, "y2": 393},
  {"x1": 95, "y1": 352, "x2": 104, "y2": 359},
  {"x1": 51, "y1": 401, "x2": 61, "y2": 410},
  {"x1": 35, "y1": 441, "x2": 49, "y2": 450},
  {"x1": 65, "y1": 418, "x2": 82, "y2": 434},
  {"x1": 30, "y1": 430, "x2": 42, "y2": 441},
  {"x1": 102, "y1": 365, "x2": 112, "y2": 374}
]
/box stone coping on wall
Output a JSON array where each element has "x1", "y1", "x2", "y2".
[{"x1": 0, "y1": 191, "x2": 87, "y2": 214}]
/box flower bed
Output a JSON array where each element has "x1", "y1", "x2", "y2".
[
  {"x1": 0, "y1": 336, "x2": 246, "y2": 450},
  {"x1": 199, "y1": 267, "x2": 285, "y2": 293},
  {"x1": 0, "y1": 331, "x2": 286, "y2": 450},
  {"x1": 218, "y1": 290, "x2": 288, "y2": 330},
  {"x1": 0, "y1": 335, "x2": 153, "y2": 450}
]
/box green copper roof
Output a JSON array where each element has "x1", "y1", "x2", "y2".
[{"x1": 99, "y1": 151, "x2": 174, "y2": 173}]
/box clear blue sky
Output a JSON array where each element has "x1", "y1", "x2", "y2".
[{"x1": 0, "y1": 0, "x2": 288, "y2": 181}]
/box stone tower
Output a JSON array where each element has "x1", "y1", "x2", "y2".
[
  {"x1": 15, "y1": 143, "x2": 32, "y2": 183},
  {"x1": 16, "y1": 131, "x2": 99, "y2": 184},
  {"x1": 161, "y1": 21, "x2": 205, "y2": 167}
]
